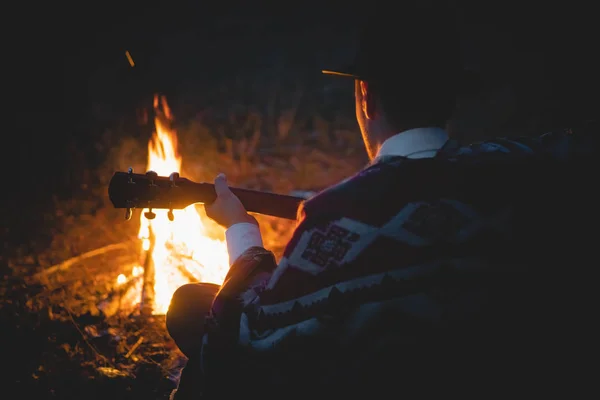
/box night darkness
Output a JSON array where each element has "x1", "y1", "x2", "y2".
[
  {"x1": 8, "y1": 2, "x2": 598, "y2": 191},
  {"x1": 1, "y1": 0, "x2": 596, "y2": 264},
  {"x1": 2, "y1": 2, "x2": 599, "y2": 396}
]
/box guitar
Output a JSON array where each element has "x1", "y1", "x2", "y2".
[{"x1": 108, "y1": 169, "x2": 305, "y2": 221}]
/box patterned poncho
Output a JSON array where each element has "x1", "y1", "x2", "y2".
[{"x1": 199, "y1": 131, "x2": 596, "y2": 398}]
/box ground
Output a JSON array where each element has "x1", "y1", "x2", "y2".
[
  {"x1": 4, "y1": 6, "x2": 592, "y2": 397},
  {"x1": 2, "y1": 22, "x2": 363, "y2": 392},
  {"x1": 1, "y1": 123, "x2": 363, "y2": 399}
]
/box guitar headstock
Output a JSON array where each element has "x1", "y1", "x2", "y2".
[{"x1": 108, "y1": 168, "x2": 210, "y2": 221}]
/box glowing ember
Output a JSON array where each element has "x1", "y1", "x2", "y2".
[
  {"x1": 117, "y1": 274, "x2": 127, "y2": 285},
  {"x1": 121, "y1": 95, "x2": 229, "y2": 314}
]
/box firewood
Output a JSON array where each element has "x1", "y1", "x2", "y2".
[
  {"x1": 97, "y1": 275, "x2": 143, "y2": 317},
  {"x1": 125, "y1": 336, "x2": 144, "y2": 358},
  {"x1": 33, "y1": 243, "x2": 131, "y2": 279}
]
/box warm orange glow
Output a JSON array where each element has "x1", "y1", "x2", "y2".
[
  {"x1": 132, "y1": 265, "x2": 144, "y2": 277},
  {"x1": 118, "y1": 95, "x2": 229, "y2": 314},
  {"x1": 117, "y1": 274, "x2": 127, "y2": 285},
  {"x1": 125, "y1": 50, "x2": 135, "y2": 67}
]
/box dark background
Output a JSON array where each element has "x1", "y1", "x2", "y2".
[
  {"x1": 0, "y1": 3, "x2": 597, "y2": 396},
  {"x1": 3, "y1": 1, "x2": 598, "y2": 254}
]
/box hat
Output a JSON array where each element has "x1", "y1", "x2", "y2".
[{"x1": 322, "y1": 1, "x2": 466, "y2": 88}]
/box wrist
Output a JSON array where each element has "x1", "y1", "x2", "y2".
[
  {"x1": 225, "y1": 221, "x2": 263, "y2": 264},
  {"x1": 227, "y1": 213, "x2": 258, "y2": 229}
]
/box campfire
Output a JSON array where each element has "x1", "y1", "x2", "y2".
[
  {"x1": 116, "y1": 95, "x2": 229, "y2": 315},
  {"x1": 9, "y1": 60, "x2": 362, "y2": 398},
  {"x1": 30, "y1": 94, "x2": 354, "y2": 320}
]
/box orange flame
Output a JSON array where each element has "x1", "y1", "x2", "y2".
[{"x1": 132, "y1": 95, "x2": 229, "y2": 314}]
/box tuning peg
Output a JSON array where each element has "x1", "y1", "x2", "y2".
[
  {"x1": 127, "y1": 167, "x2": 135, "y2": 184},
  {"x1": 146, "y1": 170, "x2": 158, "y2": 186},
  {"x1": 144, "y1": 208, "x2": 156, "y2": 220},
  {"x1": 167, "y1": 209, "x2": 174, "y2": 221},
  {"x1": 125, "y1": 208, "x2": 133, "y2": 221},
  {"x1": 169, "y1": 172, "x2": 179, "y2": 187}
]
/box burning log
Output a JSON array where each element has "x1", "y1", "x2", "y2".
[
  {"x1": 170, "y1": 254, "x2": 201, "y2": 284},
  {"x1": 34, "y1": 243, "x2": 130, "y2": 279},
  {"x1": 98, "y1": 269, "x2": 143, "y2": 317},
  {"x1": 124, "y1": 94, "x2": 231, "y2": 316},
  {"x1": 140, "y1": 225, "x2": 156, "y2": 315}
]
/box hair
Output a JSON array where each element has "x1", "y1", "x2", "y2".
[
  {"x1": 368, "y1": 78, "x2": 458, "y2": 130},
  {"x1": 360, "y1": 0, "x2": 461, "y2": 130}
]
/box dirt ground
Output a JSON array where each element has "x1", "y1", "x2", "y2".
[{"x1": 1, "y1": 133, "x2": 363, "y2": 399}]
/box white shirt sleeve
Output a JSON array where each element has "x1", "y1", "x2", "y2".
[{"x1": 225, "y1": 222, "x2": 264, "y2": 265}]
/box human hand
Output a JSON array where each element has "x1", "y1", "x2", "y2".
[{"x1": 204, "y1": 173, "x2": 258, "y2": 229}]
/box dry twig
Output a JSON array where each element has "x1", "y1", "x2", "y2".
[
  {"x1": 64, "y1": 299, "x2": 114, "y2": 368},
  {"x1": 125, "y1": 336, "x2": 144, "y2": 358},
  {"x1": 34, "y1": 243, "x2": 130, "y2": 279}
]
